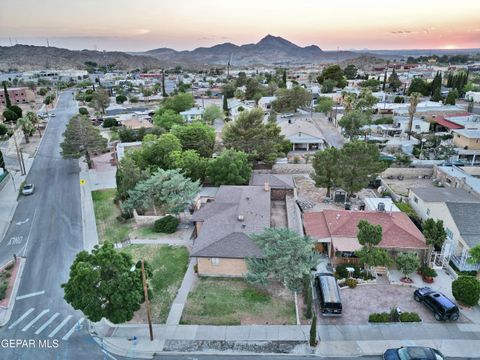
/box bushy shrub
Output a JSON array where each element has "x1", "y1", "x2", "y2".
[
  {"x1": 102, "y1": 118, "x2": 119, "y2": 128},
  {"x1": 345, "y1": 278, "x2": 358, "y2": 288},
  {"x1": 399, "y1": 312, "x2": 421, "y2": 322},
  {"x1": 373, "y1": 117, "x2": 394, "y2": 125},
  {"x1": 368, "y1": 312, "x2": 391, "y2": 322},
  {"x1": 335, "y1": 264, "x2": 349, "y2": 279},
  {"x1": 452, "y1": 276, "x2": 480, "y2": 306},
  {"x1": 0, "y1": 123, "x2": 8, "y2": 136},
  {"x1": 419, "y1": 265, "x2": 437, "y2": 278},
  {"x1": 0, "y1": 282, "x2": 8, "y2": 301},
  {"x1": 153, "y1": 215, "x2": 179, "y2": 234},
  {"x1": 79, "y1": 107, "x2": 89, "y2": 115}
]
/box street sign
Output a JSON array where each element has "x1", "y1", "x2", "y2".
[{"x1": 80, "y1": 179, "x2": 86, "y2": 185}]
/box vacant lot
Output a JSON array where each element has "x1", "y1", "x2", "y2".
[
  {"x1": 317, "y1": 284, "x2": 470, "y2": 325},
  {"x1": 181, "y1": 278, "x2": 296, "y2": 325},
  {"x1": 92, "y1": 189, "x2": 131, "y2": 243},
  {"x1": 122, "y1": 244, "x2": 189, "y2": 323}
]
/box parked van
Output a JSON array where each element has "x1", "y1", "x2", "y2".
[{"x1": 314, "y1": 273, "x2": 342, "y2": 316}]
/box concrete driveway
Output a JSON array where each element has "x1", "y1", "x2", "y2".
[{"x1": 317, "y1": 284, "x2": 470, "y2": 325}]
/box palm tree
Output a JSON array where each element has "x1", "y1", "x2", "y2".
[
  {"x1": 17, "y1": 117, "x2": 34, "y2": 143},
  {"x1": 407, "y1": 92, "x2": 421, "y2": 140},
  {"x1": 24, "y1": 111, "x2": 41, "y2": 136}
]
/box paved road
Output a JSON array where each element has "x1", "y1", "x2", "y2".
[
  {"x1": 0, "y1": 92, "x2": 122, "y2": 359},
  {"x1": 154, "y1": 356, "x2": 382, "y2": 360}
]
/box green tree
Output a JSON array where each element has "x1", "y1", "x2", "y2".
[
  {"x1": 357, "y1": 219, "x2": 382, "y2": 247},
  {"x1": 245, "y1": 77, "x2": 263, "y2": 100},
  {"x1": 0, "y1": 149, "x2": 5, "y2": 172},
  {"x1": 309, "y1": 315, "x2": 317, "y2": 347},
  {"x1": 3, "y1": 109, "x2": 18, "y2": 123},
  {"x1": 122, "y1": 169, "x2": 200, "y2": 215},
  {"x1": 206, "y1": 149, "x2": 252, "y2": 186},
  {"x1": 61, "y1": 242, "x2": 148, "y2": 323},
  {"x1": 92, "y1": 89, "x2": 110, "y2": 114},
  {"x1": 169, "y1": 150, "x2": 208, "y2": 182},
  {"x1": 422, "y1": 218, "x2": 447, "y2": 264},
  {"x1": 2, "y1": 81, "x2": 11, "y2": 108},
  {"x1": 129, "y1": 133, "x2": 182, "y2": 171},
  {"x1": 171, "y1": 122, "x2": 215, "y2": 158},
  {"x1": 203, "y1": 104, "x2": 225, "y2": 124},
  {"x1": 317, "y1": 65, "x2": 347, "y2": 88},
  {"x1": 339, "y1": 142, "x2": 387, "y2": 196},
  {"x1": 360, "y1": 79, "x2": 382, "y2": 92},
  {"x1": 344, "y1": 64, "x2": 358, "y2": 80},
  {"x1": 222, "y1": 108, "x2": 287, "y2": 165},
  {"x1": 60, "y1": 115, "x2": 107, "y2": 158},
  {"x1": 116, "y1": 94, "x2": 127, "y2": 104},
  {"x1": 430, "y1": 72, "x2": 443, "y2": 102},
  {"x1": 162, "y1": 93, "x2": 195, "y2": 113},
  {"x1": 272, "y1": 87, "x2": 311, "y2": 113},
  {"x1": 0, "y1": 124, "x2": 7, "y2": 137},
  {"x1": 396, "y1": 252, "x2": 420, "y2": 280},
  {"x1": 153, "y1": 109, "x2": 185, "y2": 130},
  {"x1": 445, "y1": 89, "x2": 459, "y2": 105},
  {"x1": 116, "y1": 156, "x2": 151, "y2": 201},
  {"x1": 304, "y1": 281, "x2": 312, "y2": 319},
  {"x1": 355, "y1": 220, "x2": 392, "y2": 267},
  {"x1": 388, "y1": 69, "x2": 402, "y2": 91},
  {"x1": 321, "y1": 79, "x2": 337, "y2": 93},
  {"x1": 17, "y1": 117, "x2": 35, "y2": 143},
  {"x1": 79, "y1": 107, "x2": 89, "y2": 115},
  {"x1": 452, "y1": 276, "x2": 480, "y2": 306},
  {"x1": 222, "y1": 94, "x2": 229, "y2": 114},
  {"x1": 246, "y1": 228, "x2": 318, "y2": 292},
  {"x1": 407, "y1": 78, "x2": 428, "y2": 96},
  {"x1": 338, "y1": 110, "x2": 368, "y2": 140},
  {"x1": 222, "y1": 82, "x2": 236, "y2": 98},
  {"x1": 311, "y1": 147, "x2": 341, "y2": 197},
  {"x1": 315, "y1": 96, "x2": 334, "y2": 116},
  {"x1": 468, "y1": 244, "x2": 480, "y2": 266},
  {"x1": 354, "y1": 89, "x2": 378, "y2": 113},
  {"x1": 407, "y1": 92, "x2": 421, "y2": 140},
  {"x1": 234, "y1": 88, "x2": 245, "y2": 100},
  {"x1": 8, "y1": 105, "x2": 23, "y2": 119}
]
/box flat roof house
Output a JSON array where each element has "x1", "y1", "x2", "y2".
[
  {"x1": 279, "y1": 118, "x2": 326, "y2": 152},
  {"x1": 180, "y1": 107, "x2": 204, "y2": 122},
  {"x1": 408, "y1": 187, "x2": 480, "y2": 271}
]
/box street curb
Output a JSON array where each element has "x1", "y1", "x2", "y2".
[
  {"x1": 0, "y1": 200, "x2": 18, "y2": 246},
  {"x1": 0, "y1": 257, "x2": 27, "y2": 327}
]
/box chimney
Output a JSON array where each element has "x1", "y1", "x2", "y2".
[{"x1": 264, "y1": 182, "x2": 270, "y2": 192}]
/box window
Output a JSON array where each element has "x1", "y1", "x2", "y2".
[
  {"x1": 426, "y1": 208, "x2": 430, "y2": 216},
  {"x1": 414, "y1": 196, "x2": 418, "y2": 203},
  {"x1": 211, "y1": 258, "x2": 220, "y2": 266},
  {"x1": 446, "y1": 228, "x2": 453, "y2": 240}
]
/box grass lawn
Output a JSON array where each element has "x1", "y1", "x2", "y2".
[
  {"x1": 181, "y1": 278, "x2": 296, "y2": 325},
  {"x1": 121, "y1": 245, "x2": 189, "y2": 323},
  {"x1": 92, "y1": 189, "x2": 132, "y2": 243}
]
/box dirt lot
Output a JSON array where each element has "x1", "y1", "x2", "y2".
[{"x1": 317, "y1": 284, "x2": 470, "y2": 325}]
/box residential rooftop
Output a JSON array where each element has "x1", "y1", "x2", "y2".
[{"x1": 410, "y1": 187, "x2": 480, "y2": 203}]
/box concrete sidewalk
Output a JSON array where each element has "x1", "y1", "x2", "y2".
[
  {"x1": 79, "y1": 159, "x2": 99, "y2": 251},
  {"x1": 166, "y1": 259, "x2": 197, "y2": 325}
]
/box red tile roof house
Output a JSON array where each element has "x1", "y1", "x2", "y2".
[{"x1": 303, "y1": 210, "x2": 427, "y2": 266}]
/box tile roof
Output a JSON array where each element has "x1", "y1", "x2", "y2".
[
  {"x1": 191, "y1": 186, "x2": 270, "y2": 258},
  {"x1": 303, "y1": 210, "x2": 427, "y2": 250}
]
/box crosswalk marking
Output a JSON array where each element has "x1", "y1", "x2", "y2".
[
  {"x1": 8, "y1": 308, "x2": 35, "y2": 329},
  {"x1": 34, "y1": 312, "x2": 60, "y2": 335},
  {"x1": 48, "y1": 315, "x2": 72, "y2": 338},
  {"x1": 22, "y1": 309, "x2": 50, "y2": 331},
  {"x1": 62, "y1": 318, "x2": 84, "y2": 341}
]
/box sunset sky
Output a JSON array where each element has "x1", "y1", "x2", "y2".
[{"x1": 1, "y1": 0, "x2": 479, "y2": 51}]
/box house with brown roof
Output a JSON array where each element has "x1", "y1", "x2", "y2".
[
  {"x1": 190, "y1": 186, "x2": 271, "y2": 277},
  {"x1": 303, "y1": 209, "x2": 427, "y2": 265}
]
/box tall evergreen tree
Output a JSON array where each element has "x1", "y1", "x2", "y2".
[
  {"x1": 222, "y1": 94, "x2": 228, "y2": 114},
  {"x1": 2, "y1": 81, "x2": 11, "y2": 108}
]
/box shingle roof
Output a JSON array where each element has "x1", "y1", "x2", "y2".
[
  {"x1": 304, "y1": 210, "x2": 427, "y2": 250},
  {"x1": 445, "y1": 202, "x2": 480, "y2": 248},
  {"x1": 411, "y1": 187, "x2": 480, "y2": 203},
  {"x1": 190, "y1": 186, "x2": 271, "y2": 258},
  {"x1": 249, "y1": 174, "x2": 295, "y2": 189}
]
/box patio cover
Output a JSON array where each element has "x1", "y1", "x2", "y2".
[
  {"x1": 435, "y1": 118, "x2": 463, "y2": 130},
  {"x1": 332, "y1": 237, "x2": 362, "y2": 252}
]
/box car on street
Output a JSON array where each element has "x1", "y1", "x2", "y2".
[
  {"x1": 383, "y1": 346, "x2": 444, "y2": 360},
  {"x1": 413, "y1": 287, "x2": 459, "y2": 321},
  {"x1": 21, "y1": 183, "x2": 35, "y2": 195},
  {"x1": 49, "y1": 113, "x2": 56, "y2": 117}
]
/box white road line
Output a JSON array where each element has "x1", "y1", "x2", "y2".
[
  {"x1": 102, "y1": 349, "x2": 118, "y2": 360},
  {"x1": 21, "y1": 309, "x2": 49, "y2": 331},
  {"x1": 22, "y1": 208, "x2": 38, "y2": 257},
  {"x1": 48, "y1": 315, "x2": 72, "y2": 338},
  {"x1": 16, "y1": 290, "x2": 45, "y2": 300},
  {"x1": 8, "y1": 308, "x2": 35, "y2": 329},
  {"x1": 34, "y1": 312, "x2": 60, "y2": 335},
  {"x1": 62, "y1": 318, "x2": 84, "y2": 341}
]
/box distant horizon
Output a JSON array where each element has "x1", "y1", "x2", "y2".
[
  {"x1": 1, "y1": 35, "x2": 480, "y2": 54},
  {"x1": 1, "y1": 0, "x2": 479, "y2": 52}
]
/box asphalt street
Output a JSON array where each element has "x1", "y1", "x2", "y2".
[{"x1": 0, "y1": 92, "x2": 121, "y2": 360}]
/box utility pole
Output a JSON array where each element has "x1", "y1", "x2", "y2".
[
  {"x1": 141, "y1": 260, "x2": 154, "y2": 341},
  {"x1": 9, "y1": 122, "x2": 26, "y2": 175}
]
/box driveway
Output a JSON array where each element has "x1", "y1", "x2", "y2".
[{"x1": 317, "y1": 284, "x2": 470, "y2": 325}]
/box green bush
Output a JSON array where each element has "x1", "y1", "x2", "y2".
[
  {"x1": 452, "y1": 276, "x2": 480, "y2": 306},
  {"x1": 153, "y1": 215, "x2": 179, "y2": 234},
  {"x1": 0, "y1": 123, "x2": 8, "y2": 136},
  {"x1": 369, "y1": 312, "x2": 391, "y2": 322},
  {"x1": 399, "y1": 312, "x2": 421, "y2": 322},
  {"x1": 419, "y1": 265, "x2": 437, "y2": 278},
  {"x1": 102, "y1": 118, "x2": 119, "y2": 128},
  {"x1": 345, "y1": 278, "x2": 358, "y2": 288},
  {"x1": 373, "y1": 117, "x2": 394, "y2": 125},
  {"x1": 0, "y1": 282, "x2": 8, "y2": 301},
  {"x1": 335, "y1": 264, "x2": 349, "y2": 279},
  {"x1": 79, "y1": 107, "x2": 89, "y2": 115}
]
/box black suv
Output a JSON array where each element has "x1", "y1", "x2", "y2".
[{"x1": 414, "y1": 287, "x2": 459, "y2": 321}]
